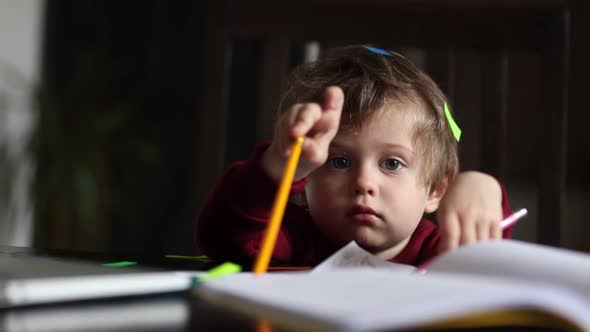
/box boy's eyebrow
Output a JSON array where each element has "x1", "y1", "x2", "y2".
[
  {"x1": 328, "y1": 141, "x2": 348, "y2": 150},
  {"x1": 381, "y1": 143, "x2": 414, "y2": 156},
  {"x1": 329, "y1": 141, "x2": 414, "y2": 155}
]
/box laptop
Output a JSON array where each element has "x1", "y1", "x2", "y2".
[{"x1": 0, "y1": 246, "x2": 197, "y2": 308}]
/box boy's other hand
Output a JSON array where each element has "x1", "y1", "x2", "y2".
[
  {"x1": 436, "y1": 171, "x2": 503, "y2": 254},
  {"x1": 262, "y1": 86, "x2": 344, "y2": 182}
]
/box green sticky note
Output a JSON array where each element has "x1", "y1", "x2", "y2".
[
  {"x1": 444, "y1": 102, "x2": 461, "y2": 141},
  {"x1": 103, "y1": 261, "x2": 137, "y2": 267},
  {"x1": 196, "y1": 262, "x2": 242, "y2": 283}
]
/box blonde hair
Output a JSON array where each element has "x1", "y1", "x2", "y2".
[{"x1": 279, "y1": 45, "x2": 459, "y2": 188}]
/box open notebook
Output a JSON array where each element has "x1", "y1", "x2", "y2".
[
  {"x1": 0, "y1": 247, "x2": 193, "y2": 308},
  {"x1": 195, "y1": 240, "x2": 590, "y2": 331}
]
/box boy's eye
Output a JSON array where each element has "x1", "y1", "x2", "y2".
[
  {"x1": 381, "y1": 158, "x2": 402, "y2": 171},
  {"x1": 330, "y1": 157, "x2": 351, "y2": 169}
]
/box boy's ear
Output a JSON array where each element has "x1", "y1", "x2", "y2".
[{"x1": 424, "y1": 175, "x2": 450, "y2": 214}]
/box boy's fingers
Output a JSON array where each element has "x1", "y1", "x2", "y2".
[
  {"x1": 300, "y1": 139, "x2": 328, "y2": 166},
  {"x1": 437, "y1": 212, "x2": 460, "y2": 253},
  {"x1": 310, "y1": 87, "x2": 344, "y2": 143},
  {"x1": 490, "y1": 221, "x2": 502, "y2": 239},
  {"x1": 277, "y1": 87, "x2": 343, "y2": 169},
  {"x1": 291, "y1": 103, "x2": 322, "y2": 138},
  {"x1": 476, "y1": 221, "x2": 490, "y2": 241},
  {"x1": 274, "y1": 104, "x2": 303, "y2": 155},
  {"x1": 459, "y1": 217, "x2": 476, "y2": 245},
  {"x1": 323, "y1": 86, "x2": 344, "y2": 111}
]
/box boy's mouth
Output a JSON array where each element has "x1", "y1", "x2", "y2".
[{"x1": 347, "y1": 205, "x2": 382, "y2": 224}]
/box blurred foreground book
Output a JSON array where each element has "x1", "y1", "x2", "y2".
[{"x1": 195, "y1": 240, "x2": 590, "y2": 331}]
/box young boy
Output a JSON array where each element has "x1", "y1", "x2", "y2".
[{"x1": 196, "y1": 45, "x2": 512, "y2": 267}]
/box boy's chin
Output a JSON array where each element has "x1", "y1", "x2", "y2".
[
  {"x1": 352, "y1": 232, "x2": 406, "y2": 257},
  {"x1": 351, "y1": 235, "x2": 381, "y2": 253},
  {"x1": 328, "y1": 227, "x2": 386, "y2": 252}
]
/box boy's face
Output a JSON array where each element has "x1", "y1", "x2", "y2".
[{"x1": 305, "y1": 101, "x2": 442, "y2": 259}]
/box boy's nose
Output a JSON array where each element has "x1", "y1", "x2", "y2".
[{"x1": 353, "y1": 167, "x2": 377, "y2": 196}]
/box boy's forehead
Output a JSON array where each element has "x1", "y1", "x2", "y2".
[
  {"x1": 337, "y1": 104, "x2": 422, "y2": 143},
  {"x1": 341, "y1": 98, "x2": 425, "y2": 130},
  {"x1": 335, "y1": 102, "x2": 429, "y2": 161}
]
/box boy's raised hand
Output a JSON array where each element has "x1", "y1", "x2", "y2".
[
  {"x1": 436, "y1": 171, "x2": 504, "y2": 254},
  {"x1": 261, "y1": 86, "x2": 344, "y2": 182}
]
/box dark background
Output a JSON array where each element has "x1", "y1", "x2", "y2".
[{"x1": 34, "y1": 0, "x2": 589, "y2": 256}]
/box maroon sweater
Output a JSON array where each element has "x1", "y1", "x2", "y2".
[{"x1": 196, "y1": 143, "x2": 513, "y2": 267}]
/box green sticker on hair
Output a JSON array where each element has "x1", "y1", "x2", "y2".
[{"x1": 444, "y1": 102, "x2": 461, "y2": 141}]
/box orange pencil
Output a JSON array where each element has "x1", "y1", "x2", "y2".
[{"x1": 253, "y1": 137, "x2": 304, "y2": 275}]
